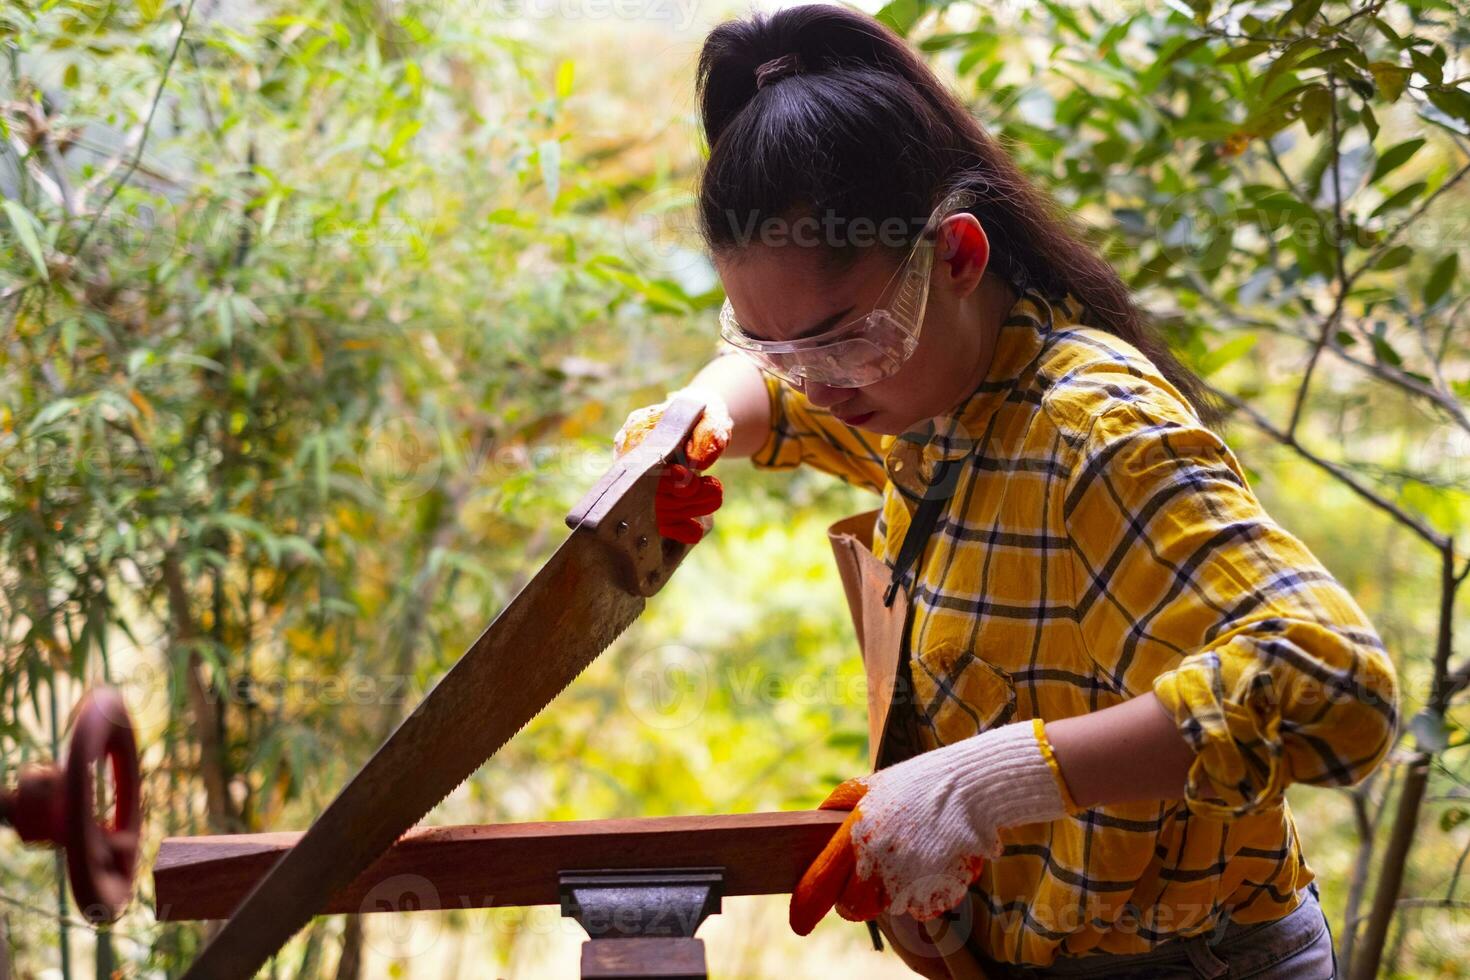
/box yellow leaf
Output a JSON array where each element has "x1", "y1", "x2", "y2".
[
  {"x1": 128, "y1": 388, "x2": 155, "y2": 422},
  {"x1": 558, "y1": 400, "x2": 605, "y2": 438},
  {"x1": 1369, "y1": 61, "x2": 1410, "y2": 102}
]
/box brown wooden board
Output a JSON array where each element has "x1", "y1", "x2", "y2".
[{"x1": 154, "y1": 810, "x2": 845, "y2": 921}]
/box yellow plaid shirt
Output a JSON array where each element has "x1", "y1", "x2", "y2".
[{"x1": 749, "y1": 289, "x2": 1399, "y2": 966}]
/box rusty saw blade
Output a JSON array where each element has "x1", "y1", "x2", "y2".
[{"x1": 180, "y1": 396, "x2": 710, "y2": 980}]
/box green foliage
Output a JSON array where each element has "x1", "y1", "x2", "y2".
[
  {"x1": 1, "y1": 0, "x2": 1468, "y2": 976},
  {"x1": 1, "y1": 0, "x2": 722, "y2": 971}
]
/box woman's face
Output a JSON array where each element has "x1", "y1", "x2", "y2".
[{"x1": 715, "y1": 213, "x2": 1003, "y2": 436}]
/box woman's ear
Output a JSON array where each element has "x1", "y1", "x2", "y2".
[{"x1": 937, "y1": 214, "x2": 990, "y2": 291}]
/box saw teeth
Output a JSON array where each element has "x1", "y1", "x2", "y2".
[
  {"x1": 181, "y1": 531, "x2": 649, "y2": 980},
  {"x1": 395, "y1": 627, "x2": 626, "y2": 839}
]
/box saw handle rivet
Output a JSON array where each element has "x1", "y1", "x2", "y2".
[
  {"x1": 636, "y1": 534, "x2": 649, "y2": 551},
  {"x1": 615, "y1": 520, "x2": 629, "y2": 536}
]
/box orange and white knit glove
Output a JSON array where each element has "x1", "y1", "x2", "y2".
[
  {"x1": 613, "y1": 386, "x2": 732, "y2": 545},
  {"x1": 790, "y1": 718, "x2": 1074, "y2": 934}
]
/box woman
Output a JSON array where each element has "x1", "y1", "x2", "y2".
[{"x1": 614, "y1": 5, "x2": 1397, "y2": 977}]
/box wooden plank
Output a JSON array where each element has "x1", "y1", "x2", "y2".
[{"x1": 153, "y1": 810, "x2": 845, "y2": 921}]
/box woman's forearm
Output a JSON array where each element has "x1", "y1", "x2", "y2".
[
  {"x1": 686, "y1": 352, "x2": 771, "y2": 460},
  {"x1": 1045, "y1": 692, "x2": 1212, "y2": 809}
]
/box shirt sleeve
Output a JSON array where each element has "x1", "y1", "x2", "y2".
[
  {"x1": 748, "y1": 370, "x2": 889, "y2": 495},
  {"x1": 1059, "y1": 382, "x2": 1400, "y2": 820}
]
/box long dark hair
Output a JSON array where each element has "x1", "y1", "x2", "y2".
[{"x1": 694, "y1": 3, "x2": 1220, "y2": 428}]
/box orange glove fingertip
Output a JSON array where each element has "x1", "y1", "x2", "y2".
[
  {"x1": 658, "y1": 517, "x2": 705, "y2": 545},
  {"x1": 790, "y1": 809, "x2": 860, "y2": 936},
  {"x1": 817, "y1": 777, "x2": 869, "y2": 811}
]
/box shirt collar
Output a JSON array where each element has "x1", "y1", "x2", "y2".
[{"x1": 882, "y1": 288, "x2": 1075, "y2": 493}]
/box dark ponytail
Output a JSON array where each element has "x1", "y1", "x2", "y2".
[{"x1": 695, "y1": 3, "x2": 1221, "y2": 428}]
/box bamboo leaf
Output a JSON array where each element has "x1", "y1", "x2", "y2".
[{"x1": 2, "y1": 200, "x2": 48, "y2": 281}]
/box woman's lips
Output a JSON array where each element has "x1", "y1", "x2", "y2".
[{"x1": 835, "y1": 409, "x2": 876, "y2": 427}]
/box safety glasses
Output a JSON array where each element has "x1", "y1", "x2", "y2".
[{"x1": 718, "y1": 187, "x2": 980, "y2": 390}]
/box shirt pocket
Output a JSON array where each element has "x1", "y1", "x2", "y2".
[{"x1": 909, "y1": 639, "x2": 1018, "y2": 748}]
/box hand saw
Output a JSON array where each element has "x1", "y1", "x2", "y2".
[{"x1": 180, "y1": 395, "x2": 711, "y2": 979}]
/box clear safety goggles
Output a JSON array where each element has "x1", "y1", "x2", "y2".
[{"x1": 718, "y1": 188, "x2": 980, "y2": 390}]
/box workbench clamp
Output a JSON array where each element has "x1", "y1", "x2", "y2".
[{"x1": 559, "y1": 867, "x2": 724, "y2": 979}]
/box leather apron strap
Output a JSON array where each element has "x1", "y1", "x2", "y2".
[
  {"x1": 877, "y1": 453, "x2": 965, "y2": 771},
  {"x1": 826, "y1": 454, "x2": 990, "y2": 979},
  {"x1": 883, "y1": 455, "x2": 963, "y2": 608}
]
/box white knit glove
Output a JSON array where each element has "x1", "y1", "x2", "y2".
[
  {"x1": 791, "y1": 718, "x2": 1076, "y2": 932},
  {"x1": 612, "y1": 385, "x2": 733, "y2": 469}
]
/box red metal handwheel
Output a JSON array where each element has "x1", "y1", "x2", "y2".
[{"x1": 1, "y1": 686, "x2": 140, "y2": 923}]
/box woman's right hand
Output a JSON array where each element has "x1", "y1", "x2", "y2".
[{"x1": 613, "y1": 386, "x2": 732, "y2": 544}]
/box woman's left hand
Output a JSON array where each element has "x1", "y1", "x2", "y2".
[
  {"x1": 613, "y1": 386, "x2": 732, "y2": 544},
  {"x1": 789, "y1": 718, "x2": 1076, "y2": 934}
]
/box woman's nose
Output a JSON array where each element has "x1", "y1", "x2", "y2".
[{"x1": 803, "y1": 381, "x2": 855, "y2": 408}]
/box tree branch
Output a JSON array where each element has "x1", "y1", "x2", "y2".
[
  {"x1": 1209, "y1": 386, "x2": 1449, "y2": 550},
  {"x1": 73, "y1": 0, "x2": 198, "y2": 256},
  {"x1": 1350, "y1": 162, "x2": 1470, "y2": 282},
  {"x1": 1290, "y1": 71, "x2": 1348, "y2": 439},
  {"x1": 1184, "y1": 274, "x2": 1470, "y2": 436}
]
